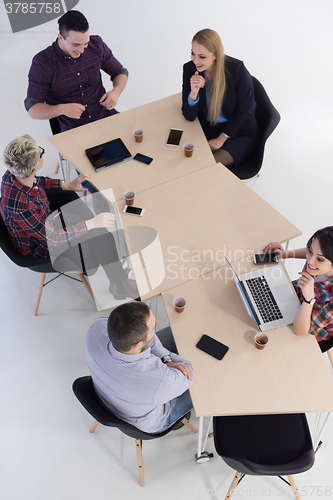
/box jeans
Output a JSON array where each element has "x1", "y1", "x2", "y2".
[{"x1": 153, "y1": 327, "x2": 193, "y2": 433}]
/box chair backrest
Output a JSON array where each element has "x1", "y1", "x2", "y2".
[
  {"x1": 0, "y1": 208, "x2": 31, "y2": 267},
  {"x1": 213, "y1": 413, "x2": 314, "y2": 476},
  {"x1": 49, "y1": 117, "x2": 61, "y2": 135},
  {"x1": 72, "y1": 376, "x2": 181, "y2": 441},
  {"x1": 252, "y1": 76, "x2": 281, "y2": 143},
  {"x1": 235, "y1": 76, "x2": 281, "y2": 179},
  {"x1": 0, "y1": 202, "x2": 53, "y2": 270}
]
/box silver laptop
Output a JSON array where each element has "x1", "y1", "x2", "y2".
[{"x1": 225, "y1": 258, "x2": 300, "y2": 331}]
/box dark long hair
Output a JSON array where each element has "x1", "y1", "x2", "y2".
[{"x1": 307, "y1": 226, "x2": 333, "y2": 264}]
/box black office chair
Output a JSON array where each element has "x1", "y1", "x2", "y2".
[
  {"x1": 72, "y1": 376, "x2": 198, "y2": 487},
  {"x1": 318, "y1": 336, "x2": 333, "y2": 370},
  {"x1": 233, "y1": 76, "x2": 281, "y2": 180},
  {"x1": 0, "y1": 210, "x2": 95, "y2": 315},
  {"x1": 213, "y1": 413, "x2": 314, "y2": 500}
]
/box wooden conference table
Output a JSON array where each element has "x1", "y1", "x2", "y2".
[
  {"x1": 115, "y1": 163, "x2": 300, "y2": 301},
  {"x1": 48, "y1": 93, "x2": 333, "y2": 460},
  {"x1": 163, "y1": 258, "x2": 333, "y2": 458},
  {"x1": 49, "y1": 93, "x2": 215, "y2": 200}
]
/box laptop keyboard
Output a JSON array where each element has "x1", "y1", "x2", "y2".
[{"x1": 246, "y1": 276, "x2": 283, "y2": 323}]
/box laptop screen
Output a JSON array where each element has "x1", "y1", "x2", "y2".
[{"x1": 224, "y1": 258, "x2": 259, "y2": 327}]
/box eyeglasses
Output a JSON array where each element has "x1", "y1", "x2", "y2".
[{"x1": 39, "y1": 146, "x2": 45, "y2": 158}]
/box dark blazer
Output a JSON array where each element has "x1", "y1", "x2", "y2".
[{"x1": 182, "y1": 57, "x2": 257, "y2": 138}]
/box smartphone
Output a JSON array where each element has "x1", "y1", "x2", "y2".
[
  {"x1": 166, "y1": 128, "x2": 183, "y2": 147},
  {"x1": 133, "y1": 153, "x2": 153, "y2": 165},
  {"x1": 253, "y1": 253, "x2": 278, "y2": 264},
  {"x1": 196, "y1": 334, "x2": 229, "y2": 360},
  {"x1": 123, "y1": 205, "x2": 145, "y2": 216}
]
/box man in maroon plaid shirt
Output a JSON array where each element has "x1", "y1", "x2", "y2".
[{"x1": 24, "y1": 10, "x2": 128, "y2": 132}]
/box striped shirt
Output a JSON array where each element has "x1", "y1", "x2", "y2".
[
  {"x1": 85, "y1": 317, "x2": 194, "y2": 433},
  {"x1": 0, "y1": 171, "x2": 87, "y2": 257},
  {"x1": 25, "y1": 35, "x2": 128, "y2": 131},
  {"x1": 293, "y1": 270, "x2": 333, "y2": 342}
]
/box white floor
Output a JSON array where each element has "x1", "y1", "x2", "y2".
[{"x1": 1, "y1": 1, "x2": 333, "y2": 499}]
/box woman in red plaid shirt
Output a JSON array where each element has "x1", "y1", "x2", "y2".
[
  {"x1": 0, "y1": 134, "x2": 139, "y2": 301},
  {"x1": 264, "y1": 227, "x2": 333, "y2": 352}
]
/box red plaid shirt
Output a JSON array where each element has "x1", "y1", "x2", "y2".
[
  {"x1": 293, "y1": 270, "x2": 333, "y2": 342},
  {"x1": 0, "y1": 171, "x2": 87, "y2": 257},
  {"x1": 25, "y1": 35, "x2": 128, "y2": 131}
]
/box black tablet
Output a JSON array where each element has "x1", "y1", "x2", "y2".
[{"x1": 85, "y1": 138, "x2": 132, "y2": 172}]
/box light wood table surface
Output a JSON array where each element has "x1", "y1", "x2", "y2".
[
  {"x1": 48, "y1": 93, "x2": 214, "y2": 200},
  {"x1": 162, "y1": 258, "x2": 333, "y2": 417},
  {"x1": 116, "y1": 163, "x2": 301, "y2": 301}
]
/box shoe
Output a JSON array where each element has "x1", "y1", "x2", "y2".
[
  {"x1": 172, "y1": 411, "x2": 191, "y2": 431},
  {"x1": 109, "y1": 279, "x2": 141, "y2": 301}
]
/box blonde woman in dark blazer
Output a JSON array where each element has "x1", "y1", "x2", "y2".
[{"x1": 182, "y1": 28, "x2": 258, "y2": 178}]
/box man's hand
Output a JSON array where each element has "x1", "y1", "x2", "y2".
[
  {"x1": 165, "y1": 362, "x2": 194, "y2": 380},
  {"x1": 99, "y1": 89, "x2": 120, "y2": 110},
  {"x1": 61, "y1": 173, "x2": 90, "y2": 192},
  {"x1": 62, "y1": 103, "x2": 86, "y2": 119}
]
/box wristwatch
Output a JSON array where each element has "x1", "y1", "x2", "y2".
[
  {"x1": 161, "y1": 354, "x2": 172, "y2": 364},
  {"x1": 223, "y1": 132, "x2": 230, "y2": 139},
  {"x1": 303, "y1": 297, "x2": 315, "y2": 305}
]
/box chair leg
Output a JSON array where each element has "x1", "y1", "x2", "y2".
[
  {"x1": 89, "y1": 420, "x2": 100, "y2": 433},
  {"x1": 135, "y1": 439, "x2": 145, "y2": 487},
  {"x1": 34, "y1": 273, "x2": 46, "y2": 316},
  {"x1": 181, "y1": 417, "x2": 198, "y2": 434},
  {"x1": 225, "y1": 472, "x2": 242, "y2": 499},
  {"x1": 54, "y1": 161, "x2": 60, "y2": 174},
  {"x1": 288, "y1": 475, "x2": 301, "y2": 500},
  {"x1": 327, "y1": 348, "x2": 333, "y2": 370}
]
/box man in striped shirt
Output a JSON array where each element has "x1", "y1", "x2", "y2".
[{"x1": 86, "y1": 302, "x2": 195, "y2": 434}]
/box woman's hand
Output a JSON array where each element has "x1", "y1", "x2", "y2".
[
  {"x1": 62, "y1": 174, "x2": 90, "y2": 192},
  {"x1": 85, "y1": 212, "x2": 116, "y2": 231},
  {"x1": 190, "y1": 71, "x2": 205, "y2": 100},
  {"x1": 297, "y1": 271, "x2": 315, "y2": 302},
  {"x1": 208, "y1": 133, "x2": 228, "y2": 151},
  {"x1": 263, "y1": 242, "x2": 285, "y2": 256}
]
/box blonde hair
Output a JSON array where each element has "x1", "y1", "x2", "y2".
[
  {"x1": 4, "y1": 134, "x2": 39, "y2": 179},
  {"x1": 192, "y1": 29, "x2": 226, "y2": 126}
]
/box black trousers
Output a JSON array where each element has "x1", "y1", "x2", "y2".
[{"x1": 46, "y1": 190, "x2": 127, "y2": 285}]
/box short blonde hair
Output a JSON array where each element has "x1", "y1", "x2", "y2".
[
  {"x1": 4, "y1": 134, "x2": 40, "y2": 179},
  {"x1": 192, "y1": 29, "x2": 226, "y2": 126}
]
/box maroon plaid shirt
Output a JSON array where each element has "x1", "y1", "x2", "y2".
[
  {"x1": 25, "y1": 35, "x2": 128, "y2": 131},
  {"x1": 0, "y1": 171, "x2": 87, "y2": 257}
]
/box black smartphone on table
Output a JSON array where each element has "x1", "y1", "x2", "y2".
[
  {"x1": 166, "y1": 128, "x2": 183, "y2": 147},
  {"x1": 196, "y1": 334, "x2": 229, "y2": 360},
  {"x1": 253, "y1": 253, "x2": 278, "y2": 264},
  {"x1": 133, "y1": 153, "x2": 153, "y2": 165}
]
